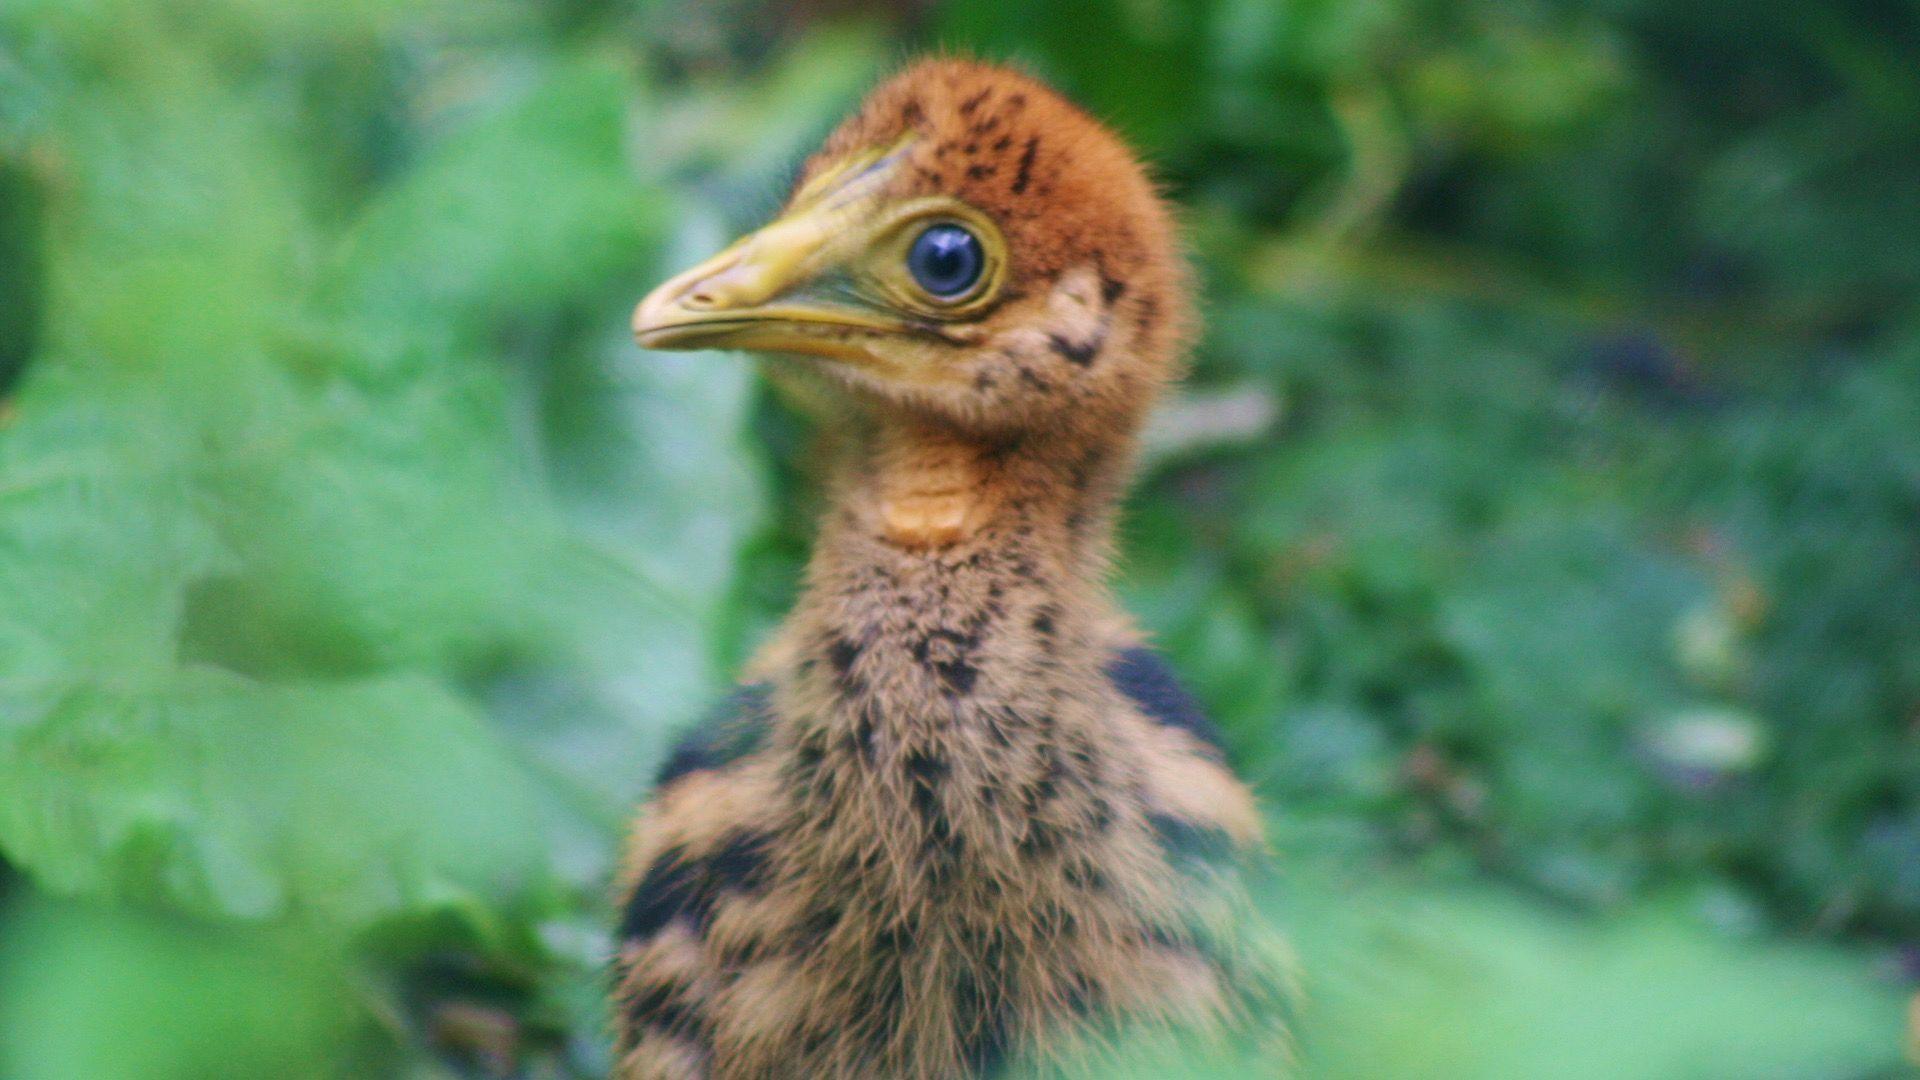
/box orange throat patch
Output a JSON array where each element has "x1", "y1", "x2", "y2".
[{"x1": 872, "y1": 431, "x2": 1005, "y2": 549}]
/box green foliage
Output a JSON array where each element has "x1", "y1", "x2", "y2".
[
  {"x1": 0, "y1": 898, "x2": 373, "y2": 1079},
  {"x1": 1, "y1": 0, "x2": 1916, "y2": 1076},
  {"x1": 1283, "y1": 880, "x2": 1905, "y2": 1080},
  {"x1": 0, "y1": 666, "x2": 553, "y2": 924}
]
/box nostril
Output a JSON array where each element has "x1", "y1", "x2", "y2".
[{"x1": 686, "y1": 290, "x2": 717, "y2": 309}]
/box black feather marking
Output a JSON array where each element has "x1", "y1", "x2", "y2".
[
  {"x1": 1031, "y1": 604, "x2": 1057, "y2": 641},
  {"x1": 828, "y1": 636, "x2": 862, "y2": 683},
  {"x1": 625, "y1": 978, "x2": 709, "y2": 1041},
  {"x1": 1019, "y1": 820, "x2": 1059, "y2": 859},
  {"x1": 707, "y1": 830, "x2": 774, "y2": 892},
  {"x1": 905, "y1": 747, "x2": 950, "y2": 789},
  {"x1": 952, "y1": 927, "x2": 1014, "y2": 1074},
  {"x1": 796, "y1": 904, "x2": 844, "y2": 949},
  {"x1": 619, "y1": 846, "x2": 701, "y2": 941},
  {"x1": 1106, "y1": 647, "x2": 1227, "y2": 758},
  {"x1": 1047, "y1": 333, "x2": 1099, "y2": 366},
  {"x1": 914, "y1": 628, "x2": 981, "y2": 696},
  {"x1": 1018, "y1": 740, "x2": 1067, "y2": 860},
  {"x1": 655, "y1": 684, "x2": 773, "y2": 789},
  {"x1": 1030, "y1": 740, "x2": 1063, "y2": 805},
  {"x1": 1066, "y1": 858, "x2": 1110, "y2": 893},
  {"x1": 619, "y1": 830, "x2": 778, "y2": 943},
  {"x1": 940, "y1": 658, "x2": 978, "y2": 695},
  {"x1": 1012, "y1": 135, "x2": 1039, "y2": 194},
  {"x1": 954, "y1": 974, "x2": 1012, "y2": 1075}
]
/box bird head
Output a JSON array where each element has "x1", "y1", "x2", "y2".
[{"x1": 633, "y1": 59, "x2": 1189, "y2": 446}]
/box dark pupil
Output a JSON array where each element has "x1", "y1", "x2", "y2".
[{"x1": 907, "y1": 224, "x2": 984, "y2": 299}]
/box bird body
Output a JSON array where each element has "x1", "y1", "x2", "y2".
[{"x1": 615, "y1": 60, "x2": 1285, "y2": 1079}]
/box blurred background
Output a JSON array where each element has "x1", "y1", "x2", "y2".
[{"x1": 1, "y1": 0, "x2": 1917, "y2": 1076}]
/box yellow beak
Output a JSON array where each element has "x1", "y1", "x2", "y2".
[{"x1": 632, "y1": 143, "x2": 916, "y2": 362}]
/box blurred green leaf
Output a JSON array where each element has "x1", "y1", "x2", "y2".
[
  {"x1": 1284, "y1": 883, "x2": 1907, "y2": 1080},
  {"x1": 0, "y1": 897, "x2": 371, "y2": 1080},
  {"x1": 0, "y1": 670, "x2": 552, "y2": 925}
]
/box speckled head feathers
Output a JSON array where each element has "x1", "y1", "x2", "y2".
[
  {"x1": 802, "y1": 58, "x2": 1186, "y2": 338},
  {"x1": 797, "y1": 59, "x2": 1192, "y2": 432},
  {"x1": 637, "y1": 58, "x2": 1194, "y2": 444}
]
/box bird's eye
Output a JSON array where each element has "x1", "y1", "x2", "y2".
[{"x1": 905, "y1": 223, "x2": 985, "y2": 300}]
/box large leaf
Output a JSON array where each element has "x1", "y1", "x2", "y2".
[
  {"x1": 0, "y1": 897, "x2": 371, "y2": 1080},
  {"x1": 1282, "y1": 880, "x2": 1907, "y2": 1080},
  {"x1": 0, "y1": 670, "x2": 552, "y2": 925}
]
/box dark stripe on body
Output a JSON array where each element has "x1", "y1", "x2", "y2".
[
  {"x1": 619, "y1": 829, "x2": 776, "y2": 942},
  {"x1": 1106, "y1": 648, "x2": 1227, "y2": 758},
  {"x1": 655, "y1": 684, "x2": 774, "y2": 788}
]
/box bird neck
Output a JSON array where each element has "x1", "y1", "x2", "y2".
[
  {"x1": 830, "y1": 414, "x2": 1126, "y2": 562},
  {"x1": 761, "y1": 415, "x2": 1135, "y2": 852}
]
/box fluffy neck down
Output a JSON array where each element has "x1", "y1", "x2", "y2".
[
  {"x1": 769, "y1": 416, "x2": 1130, "y2": 885},
  {"x1": 723, "y1": 417, "x2": 1246, "y2": 1074}
]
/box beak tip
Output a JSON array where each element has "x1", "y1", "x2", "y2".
[{"x1": 631, "y1": 289, "x2": 679, "y2": 349}]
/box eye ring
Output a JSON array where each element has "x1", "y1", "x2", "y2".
[{"x1": 905, "y1": 223, "x2": 986, "y2": 301}]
